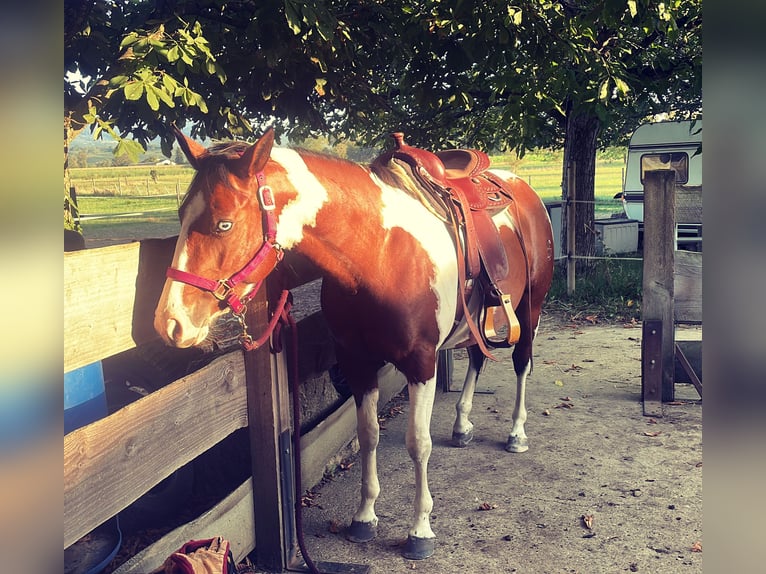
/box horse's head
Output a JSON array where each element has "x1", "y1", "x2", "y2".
[{"x1": 154, "y1": 127, "x2": 281, "y2": 347}]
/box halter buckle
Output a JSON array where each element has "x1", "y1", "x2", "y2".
[
  {"x1": 258, "y1": 185, "x2": 276, "y2": 211},
  {"x1": 212, "y1": 279, "x2": 233, "y2": 301}
]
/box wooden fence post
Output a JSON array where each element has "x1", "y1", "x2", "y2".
[
  {"x1": 642, "y1": 170, "x2": 676, "y2": 413},
  {"x1": 244, "y1": 286, "x2": 297, "y2": 571}
]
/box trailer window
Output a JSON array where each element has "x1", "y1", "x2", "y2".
[{"x1": 640, "y1": 152, "x2": 689, "y2": 184}]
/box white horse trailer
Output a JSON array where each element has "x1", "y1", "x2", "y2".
[{"x1": 617, "y1": 120, "x2": 702, "y2": 249}]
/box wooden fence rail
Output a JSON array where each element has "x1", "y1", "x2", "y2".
[{"x1": 64, "y1": 239, "x2": 406, "y2": 572}]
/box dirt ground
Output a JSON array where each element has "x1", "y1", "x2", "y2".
[{"x1": 291, "y1": 318, "x2": 702, "y2": 574}]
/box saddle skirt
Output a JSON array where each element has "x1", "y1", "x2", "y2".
[{"x1": 371, "y1": 133, "x2": 527, "y2": 354}]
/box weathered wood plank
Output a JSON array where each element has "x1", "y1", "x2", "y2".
[
  {"x1": 244, "y1": 289, "x2": 294, "y2": 571},
  {"x1": 65, "y1": 243, "x2": 142, "y2": 372},
  {"x1": 674, "y1": 250, "x2": 702, "y2": 324},
  {"x1": 112, "y1": 479, "x2": 256, "y2": 574},
  {"x1": 642, "y1": 170, "x2": 677, "y2": 406},
  {"x1": 641, "y1": 320, "x2": 664, "y2": 417},
  {"x1": 64, "y1": 353, "x2": 247, "y2": 547},
  {"x1": 64, "y1": 238, "x2": 176, "y2": 373}
]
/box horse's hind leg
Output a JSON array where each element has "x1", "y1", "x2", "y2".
[
  {"x1": 506, "y1": 300, "x2": 541, "y2": 453},
  {"x1": 451, "y1": 345, "x2": 486, "y2": 447}
]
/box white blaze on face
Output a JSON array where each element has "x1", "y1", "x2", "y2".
[
  {"x1": 371, "y1": 172, "x2": 458, "y2": 346},
  {"x1": 269, "y1": 148, "x2": 330, "y2": 249},
  {"x1": 155, "y1": 192, "x2": 208, "y2": 344}
]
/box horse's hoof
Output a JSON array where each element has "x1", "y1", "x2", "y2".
[
  {"x1": 402, "y1": 535, "x2": 436, "y2": 560},
  {"x1": 451, "y1": 429, "x2": 474, "y2": 448},
  {"x1": 346, "y1": 520, "x2": 377, "y2": 543},
  {"x1": 505, "y1": 435, "x2": 529, "y2": 453}
]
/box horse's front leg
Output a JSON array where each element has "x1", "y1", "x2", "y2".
[
  {"x1": 403, "y1": 375, "x2": 438, "y2": 559},
  {"x1": 451, "y1": 345, "x2": 486, "y2": 447},
  {"x1": 346, "y1": 387, "x2": 381, "y2": 542}
]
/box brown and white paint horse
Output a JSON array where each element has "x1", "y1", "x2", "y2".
[{"x1": 154, "y1": 127, "x2": 554, "y2": 560}]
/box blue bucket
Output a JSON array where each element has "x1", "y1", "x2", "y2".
[
  {"x1": 64, "y1": 362, "x2": 122, "y2": 574},
  {"x1": 64, "y1": 361, "x2": 108, "y2": 434}
]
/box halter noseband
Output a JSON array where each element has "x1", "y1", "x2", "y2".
[{"x1": 165, "y1": 170, "x2": 284, "y2": 317}]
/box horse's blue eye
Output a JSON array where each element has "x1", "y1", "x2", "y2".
[{"x1": 216, "y1": 220, "x2": 233, "y2": 232}]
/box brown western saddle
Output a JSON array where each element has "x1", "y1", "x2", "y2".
[{"x1": 372, "y1": 132, "x2": 527, "y2": 358}]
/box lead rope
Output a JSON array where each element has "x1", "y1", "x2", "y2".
[{"x1": 285, "y1": 307, "x2": 322, "y2": 574}]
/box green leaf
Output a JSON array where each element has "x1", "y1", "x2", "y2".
[
  {"x1": 628, "y1": 0, "x2": 638, "y2": 18},
  {"x1": 162, "y1": 74, "x2": 177, "y2": 92},
  {"x1": 614, "y1": 77, "x2": 630, "y2": 96},
  {"x1": 167, "y1": 45, "x2": 180, "y2": 62},
  {"x1": 146, "y1": 88, "x2": 160, "y2": 111},
  {"x1": 152, "y1": 84, "x2": 175, "y2": 107},
  {"x1": 598, "y1": 78, "x2": 609, "y2": 101},
  {"x1": 119, "y1": 32, "x2": 139, "y2": 50},
  {"x1": 113, "y1": 138, "x2": 145, "y2": 163},
  {"x1": 284, "y1": 1, "x2": 302, "y2": 35},
  {"x1": 123, "y1": 82, "x2": 144, "y2": 100}
]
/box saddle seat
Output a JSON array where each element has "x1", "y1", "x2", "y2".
[{"x1": 373, "y1": 133, "x2": 524, "y2": 353}]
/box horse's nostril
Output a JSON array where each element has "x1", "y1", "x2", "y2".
[{"x1": 168, "y1": 319, "x2": 182, "y2": 342}]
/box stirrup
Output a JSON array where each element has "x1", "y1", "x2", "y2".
[{"x1": 482, "y1": 293, "x2": 521, "y2": 346}]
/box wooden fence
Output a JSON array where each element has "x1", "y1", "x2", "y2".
[
  {"x1": 64, "y1": 238, "x2": 407, "y2": 572},
  {"x1": 641, "y1": 170, "x2": 702, "y2": 417}
]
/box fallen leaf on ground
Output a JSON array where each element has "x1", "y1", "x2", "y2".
[
  {"x1": 647, "y1": 418, "x2": 658, "y2": 424},
  {"x1": 301, "y1": 491, "x2": 320, "y2": 507},
  {"x1": 585, "y1": 315, "x2": 597, "y2": 324},
  {"x1": 560, "y1": 396, "x2": 573, "y2": 401},
  {"x1": 478, "y1": 502, "x2": 498, "y2": 511},
  {"x1": 691, "y1": 540, "x2": 702, "y2": 553},
  {"x1": 555, "y1": 402, "x2": 574, "y2": 409},
  {"x1": 340, "y1": 461, "x2": 354, "y2": 471},
  {"x1": 542, "y1": 409, "x2": 551, "y2": 416},
  {"x1": 328, "y1": 520, "x2": 343, "y2": 533},
  {"x1": 581, "y1": 514, "x2": 594, "y2": 529},
  {"x1": 554, "y1": 380, "x2": 564, "y2": 387},
  {"x1": 643, "y1": 431, "x2": 662, "y2": 437}
]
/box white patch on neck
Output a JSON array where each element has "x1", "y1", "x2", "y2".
[
  {"x1": 269, "y1": 148, "x2": 329, "y2": 249},
  {"x1": 371, "y1": 173, "x2": 458, "y2": 345}
]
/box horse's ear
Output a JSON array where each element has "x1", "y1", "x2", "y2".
[
  {"x1": 235, "y1": 127, "x2": 275, "y2": 181},
  {"x1": 171, "y1": 124, "x2": 206, "y2": 169}
]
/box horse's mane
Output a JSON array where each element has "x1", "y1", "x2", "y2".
[{"x1": 370, "y1": 157, "x2": 451, "y2": 222}]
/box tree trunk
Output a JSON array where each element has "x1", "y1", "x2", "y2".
[{"x1": 561, "y1": 110, "x2": 601, "y2": 274}]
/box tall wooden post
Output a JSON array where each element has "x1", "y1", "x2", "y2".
[
  {"x1": 642, "y1": 170, "x2": 676, "y2": 414},
  {"x1": 566, "y1": 161, "x2": 577, "y2": 295},
  {"x1": 243, "y1": 285, "x2": 297, "y2": 571}
]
